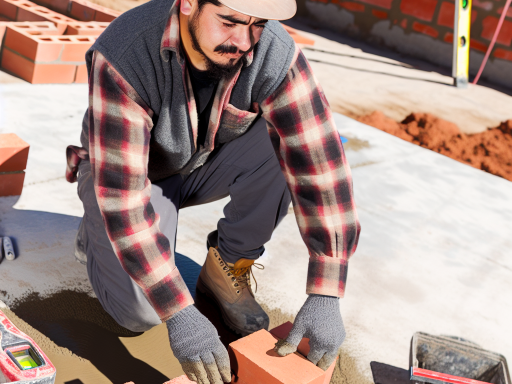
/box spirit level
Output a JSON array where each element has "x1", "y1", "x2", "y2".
[
  {"x1": 452, "y1": 0, "x2": 472, "y2": 88},
  {"x1": 0, "y1": 310, "x2": 56, "y2": 383}
]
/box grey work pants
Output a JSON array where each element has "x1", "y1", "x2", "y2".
[{"x1": 76, "y1": 118, "x2": 291, "y2": 332}]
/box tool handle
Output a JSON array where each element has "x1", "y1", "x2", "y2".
[{"x1": 3, "y1": 237, "x2": 15, "y2": 261}]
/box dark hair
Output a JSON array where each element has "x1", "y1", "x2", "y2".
[{"x1": 197, "y1": 0, "x2": 222, "y2": 10}]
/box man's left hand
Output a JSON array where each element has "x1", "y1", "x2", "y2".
[{"x1": 274, "y1": 294, "x2": 345, "y2": 370}]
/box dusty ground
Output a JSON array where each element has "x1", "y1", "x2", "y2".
[{"x1": 357, "y1": 112, "x2": 512, "y2": 182}]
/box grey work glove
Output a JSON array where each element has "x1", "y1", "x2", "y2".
[
  {"x1": 166, "y1": 305, "x2": 231, "y2": 383},
  {"x1": 275, "y1": 294, "x2": 345, "y2": 371}
]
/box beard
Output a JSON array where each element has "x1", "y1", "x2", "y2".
[{"x1": 188, "y1": 11, "x2": 253, "y2": 82}]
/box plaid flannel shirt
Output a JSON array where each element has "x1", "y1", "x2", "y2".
[{"x1": 67, "y1": 4, "x2": 360, "y2": 322}]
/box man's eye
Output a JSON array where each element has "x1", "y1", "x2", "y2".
[
  {"x1": 223, "y1": 23, "x2": 236, "y2": 28},
  {"x1": 254, "y1": 24, "x2": 265, "y2": 29}
]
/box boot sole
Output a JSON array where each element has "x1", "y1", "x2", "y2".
[{"x1": 196, "y1": 275, "x2": 250, "y2": 337}]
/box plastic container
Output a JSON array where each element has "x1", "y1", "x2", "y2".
[{"x1": 410, "y1": 332, "x2": 510, "y2": 384}]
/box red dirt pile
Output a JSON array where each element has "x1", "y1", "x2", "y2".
[{"x1": 357, "y1": 111, "x2": 512, "y2": 182}]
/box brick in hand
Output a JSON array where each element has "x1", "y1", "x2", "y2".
[{"x1": 229, "y1": 325, "x2": 337, "y2": 384}]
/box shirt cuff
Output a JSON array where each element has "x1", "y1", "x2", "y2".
[
  {"x1": 142, "y1": 266, "x2": 195, "y2": 322},
  {"x1": 306, "y1": 256, "x2": 348, "y2": 298}
]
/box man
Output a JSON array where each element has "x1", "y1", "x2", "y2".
[{"x1": 65, "y1": 0, "x2": 360, "y2": 382}]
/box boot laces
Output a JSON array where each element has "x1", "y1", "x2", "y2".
[{"x1": 229, "y1": 263, "x2": 264, "y2": 293}]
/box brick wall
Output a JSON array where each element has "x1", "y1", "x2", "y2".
[{"x1": 299, "y1": 0, "x2": 512, "y2": 88}]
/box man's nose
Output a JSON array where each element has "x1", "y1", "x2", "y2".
[{"x1": 230, "y1": 27, "x2": 253, "y2": 53}]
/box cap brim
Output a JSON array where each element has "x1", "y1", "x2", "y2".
[{"x1": 217, "y1": 0, "x2": 297, "y2": 20}]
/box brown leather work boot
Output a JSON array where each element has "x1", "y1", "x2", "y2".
[{"x1": 196, "y1": 246, "x2": 270, "y2": 336}]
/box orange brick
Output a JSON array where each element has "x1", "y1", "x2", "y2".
[
  {"x1": 400, "y1": 0, "x2": 438, "y2": 22},
  {"x1": 3, "y1": 20, "x2": 59, "y2": 34},
  {"x1": 229, "y1": 329, "x2": 335, "y2": 384},
  {"x1": 35, "y1": 0, "x2": 69, "y2": 13},
  {"x1": 372, "y1": 9, "x2": 388, "y2": 19},
  {"x1": 4, "y1": 26, "x2": 62, "y2": 61},
  {"x1": 59, "y1": 35, "x2": 95, "y2": 61},
  {"x1": 0, "y1": 171, "x2": 25, "y2": 196},
  {"x1": 69, "y1": 0, "x2": 119, "y2": 22},
  {"x1": 4, "y1": 0, "x2": 76, "y2": 33},
  {"x1": 0, "y1": 133, "x2": 29, "y2": 172},
  {"x1": 494, "y1": 48, "x2": 512, "y2": 61},
  {"x1": 281, "y1": 24, "x2": 315, "y2": 46},
  {"x1": 94, "y1": 7, "x2": 118, "y2": 21},
  {"x1": 412, "y1": 21, "x2": 439, "y2": 38},
  {"x1": 65, "y1": 21, "x2": 108, "y2": 35},
  {"x1": 74, "y1": 63, "x2": 87, "y2": 82},
  {"x1": 0, "y1": 0, "x2": 18, "y2": 20},
  {"x1": 470, "y1": 38, "x2": 488, "y2": 52},
  {"x1": 1, "y1": 48, "x2": 76, "y2": 83},
  {"x1": 69, "y1": 0, "x2": 94, "y2": 20},
  {"x1": 269, "y1": 322, "x2": 311, "y2": 357}
]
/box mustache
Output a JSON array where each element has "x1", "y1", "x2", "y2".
[{"x1": 214, "y1": 44, "x2": 253, "y2": 55}]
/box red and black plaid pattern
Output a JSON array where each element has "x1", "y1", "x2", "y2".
[
  {"x1": 88, "y1": 51, "x2": 194, "y2": 321},
  {"x1": 261, "y1": 47, "x2": 361, "y2": 298}
]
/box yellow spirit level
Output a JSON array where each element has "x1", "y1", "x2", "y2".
[{"x1": 452, "y1": 0, "x2": 472, "y2": 88}]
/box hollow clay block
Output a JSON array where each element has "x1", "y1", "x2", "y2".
[
  {"x1": 229, "y1": 329, "x2": 333, "y2": 384},
  {"x1": 0, "y1": 133, "x2": 29, "y2": 172}
]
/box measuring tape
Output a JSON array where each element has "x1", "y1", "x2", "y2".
[
  {"x1": 452, "y1": 0, "x2": 472, "y2": 88},
  {"x1": 0, "y1": 310, "x2": 56, "y2": 383}
]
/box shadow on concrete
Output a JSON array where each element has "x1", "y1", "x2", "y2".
[
  {"x1": 282, "y1": 17, "x2": 512, "y2": 96},
  {"x1": 370, "y1": 361, "x2": 411, "y2": 384}
]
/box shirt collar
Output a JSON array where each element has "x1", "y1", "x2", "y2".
[{"x1": 160, "y1": 0, "x2": 254, "y2": 67}]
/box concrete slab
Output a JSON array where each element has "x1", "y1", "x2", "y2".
[{"x1": 0, "y1": 82, "x2": 511, "y2": 384}]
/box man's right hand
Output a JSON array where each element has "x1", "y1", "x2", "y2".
[{"x1": 166, "y1": 305, "x2": 231, "y2": 383}]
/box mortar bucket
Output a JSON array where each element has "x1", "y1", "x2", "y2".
[{"x1": 410, "y1": 332, "x2": 510, "y2": 384}]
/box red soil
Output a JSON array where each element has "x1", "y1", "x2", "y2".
[{"x1": 356, "y1": 111, "x2": 512, "y2": 182}]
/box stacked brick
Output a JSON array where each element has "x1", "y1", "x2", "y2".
[
  {"x1": 0, "y1": 0, "x2": 314, "y2": 84},
  {"x1": 0, "y1": 133, "x2": 30, "y2": 197},
  {"x1": 307, "y1": 0, "x2": 512, "y2": 69},
  {"x1": 0, "y1": 0, "x2": 116, "y2": 83}
]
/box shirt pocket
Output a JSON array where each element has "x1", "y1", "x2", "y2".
[{"x1": 217, "y1": 102, "x2": 260, "y2": 144}]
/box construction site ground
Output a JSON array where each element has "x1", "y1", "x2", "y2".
[{"x1": 0, "y1": 18, "x2": 511, "y2": 384}]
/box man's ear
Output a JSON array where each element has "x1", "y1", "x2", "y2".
[{"x1": 180, "y1": 0, "x2": 194, "y2": 16}]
